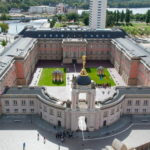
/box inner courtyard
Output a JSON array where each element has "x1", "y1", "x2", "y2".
[
  {"x1": 30, "y1": 60, "x2": 125, "y2": 86},
  {"x1": 29, "y1": 60, "x2": 126, "y2": 101}
]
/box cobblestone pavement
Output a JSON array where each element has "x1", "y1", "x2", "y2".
[{"x1": 1, "y1": 115, "x2": 150, "y2": 150}]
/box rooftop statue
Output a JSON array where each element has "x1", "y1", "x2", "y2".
[{"x1": 80, "y1": 55, "x2": 88, "y2": 76}]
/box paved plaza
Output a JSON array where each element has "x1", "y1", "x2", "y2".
[{"x1": 0, "y1": 115, "x2": 150, "y2": 150}]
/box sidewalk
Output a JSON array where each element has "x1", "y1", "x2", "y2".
[
  {"x1": 0, "y1": 114, "x2": 135, "y2": 138},
  {"x1": 108, "y1": 68, "x2": 126, "y2": 86}
]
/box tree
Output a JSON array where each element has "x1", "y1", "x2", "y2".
[
  {"x1": 116, "y1": 10, "x2": 120, "y2": 23},
  {"x1": 120, "y1": 10, "x2": 125, "y2": 22},
  {"x1": 50, "y1": 19, "x2": 56, "y2": 28},
  {"x1": 114, "y1": 11, "x2": 117, "y2": 23},
  {"x1": 1, "y1": 40, "x2": 7, "y2": 47},
  {"x1": 125, "y1": 9, "x2": 131, "y2": 25},
  {"x1": 146, "y1": 10, "x2": 150, "y2": 24},
  {"x1": 66, "y1": 12, "x2": 79, "y2": 22},
  {"x1": 0, "y1": 13, "x2": 10, "y2": 20},
  {"x1": 0, "y1": 23, "x2": 9, "y2": 33},
  {"x1": 106, "y1": 11, "x2": 115, "y2": 27},
  {"x1": 81, "y1": 12, "x2": 89, "y2": 26}
]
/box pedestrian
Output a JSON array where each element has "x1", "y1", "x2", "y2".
[
  {"x1": 37, "y1": 133, "x2": 40, "y2": 141},
  {"x1": 63, "y1": 131, "x2": 66, "y2": 137},
  {"x1": 43, "y1": 136, "x2": 46, "y2": 144},
  {"x1": 23, "y1": 142, "x2": 26, "y2": 150}
]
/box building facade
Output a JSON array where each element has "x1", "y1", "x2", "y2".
[
  {"x1": 0, "y1": 28, "x2": 150, "y2": 95},
  {"x1": 29, "y1": 6, "x2": 56, "y2": 14},
  {"x1": 0, "y1": 27, "x2": 150, "y2": 133},
  {"x1": 89, "y1": 0, "x2": 107, "y2": 29},
  {"x1": 1, "y1": 84, "x2": 150, "y2": 131}
]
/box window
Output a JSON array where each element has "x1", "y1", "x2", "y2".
[
  {"x1": 135, "y1": 100, "x2": 140, "y2": 106},
  {"x1": 39, "y1": 103, "x2": 42, "y2": 109},
  {"x1": 103, "y1": 111, "x2": 108, "y2": 117},
  {"x1": 144, "y1": 100, "x2": 148, "y2": 106},
  {"x1": 44, "y1": 106, "x2": 47, "y2": 112},
  {"x1": 50, "y1": 109, "x2": 53, "y2": 115},
  {"x1": 111, "y1": 109, "x2": 114, "y2": 115},
  {"x1": 57, "y1": 111, "x2": 61, "y2": 118},
  {"x1": 22, "y1": 109, "x2": 26, "y2": 113},
  {"x1": 116, "y1": 107, "x2": 119, "y2": 112},
  {"x1": 135, "y1": 109, "x2": 138, "y2": 113},
  {"x1": 31, "y1": 109, "x2": 34, "y2": 113},
  {"x1": 143, "y1": 109, "x2": 146, "y2": 113},
  {"x1": 14, "y1": 109, "x2": 18, "y2": 113},
  {"x1": 30, "y1": 100, "x2": 34, "y2": 106},
  {"x1": 127, "y1": 100, "x2": 132, "y2": 106},
  {"x1": 13, "y1": 100, "x2": 17, "y2": 106},
  {"x1": 5, "y1": 100, "x2": 9, "y2": 106},
  {"x1": 6, "y1": 109, "x2": 9, "y2": 112},
  {"x1": 73, "y1": 52, "x2": 76, "y2": 58},
  {"x1": 96, "y1": 34, "x2": 99, "y2": 38},
  {"x1": 127, "y1": 109, "x2": 130, "y2": 113},
  {"x1": 22, "y1": 100, "x2": 26, "y2": 106}
]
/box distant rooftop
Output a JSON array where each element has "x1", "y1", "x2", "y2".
[{"x1": 19, "y1": 26, "x2": 127, "y2": 39}]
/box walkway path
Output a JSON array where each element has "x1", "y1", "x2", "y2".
[
  {"x1": 30, "y1": 68, "x2": 42, "y2": 86},
  {"x1": 108, "y1": 68, "x2": 126, "y2": 86}
]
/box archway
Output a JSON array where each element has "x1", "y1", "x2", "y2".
[
  {"x1": 58, "y1": 120, "x2": 61, "y2": 127},
  {"x1": 78, "y1": 116, "x2": 87, "y2": 131},
  {"x1": 72, "y1": 59, "x2": 77, "y2": 64},
  {"x1": 78, "y1": 93, "x2": 88, "y2": 109}
]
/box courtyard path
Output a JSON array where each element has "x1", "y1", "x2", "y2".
[{"x1": 108, "y1": 68, "x2": 126, "y2": 86}]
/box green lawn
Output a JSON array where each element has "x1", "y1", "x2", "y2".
[
  {"x1": 38, "y1": 68, "x2": 66, "y2": 86},
  {"x1": 86, "y1": 68, "x2": 116, "y2": 86},
  {"x1": 120, "y1": 23, "x2": 150, "y2": 36}
]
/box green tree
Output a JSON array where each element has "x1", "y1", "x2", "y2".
[
  {"x1": 1, "y1": 40, "x2": 7, "y2": 47},
  {"x1": 0, "y1": 13, "x2": 10, "y2": 20},
  {"x1": 120, "y1": 11, "x2": 125, "y2": 22},
  {"x1": 66, "y1": 12, "x2": 79, "y2": 22},
  {"x1": 116, "y1": 10, "x2": 120, "y2": 23},
  {"x1": 146, "y1": 10, "x2": 150, "y2": 24},
  {"x1": 125, "y1": 9, "x2": 131, "y2": 25},
  {"x1": 0, "y1": 23, "x2": 9, "y2": 33},
  {"x1": 81, "y1": 12, "x2": 89, "y2": 26},
  {"x1": 114, "y1": 11, "x2": 117, "y2": 24},
  {"x1": 106, "y1": 11, "x2": 115, "y2": 27}
]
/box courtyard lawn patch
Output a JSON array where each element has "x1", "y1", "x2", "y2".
[
  {"x1": 86, "y1": 68, "x2": 116, "y2": 86},
  {"x1": 38, "y1": 68, "x2": 66, "y2": 86}
]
